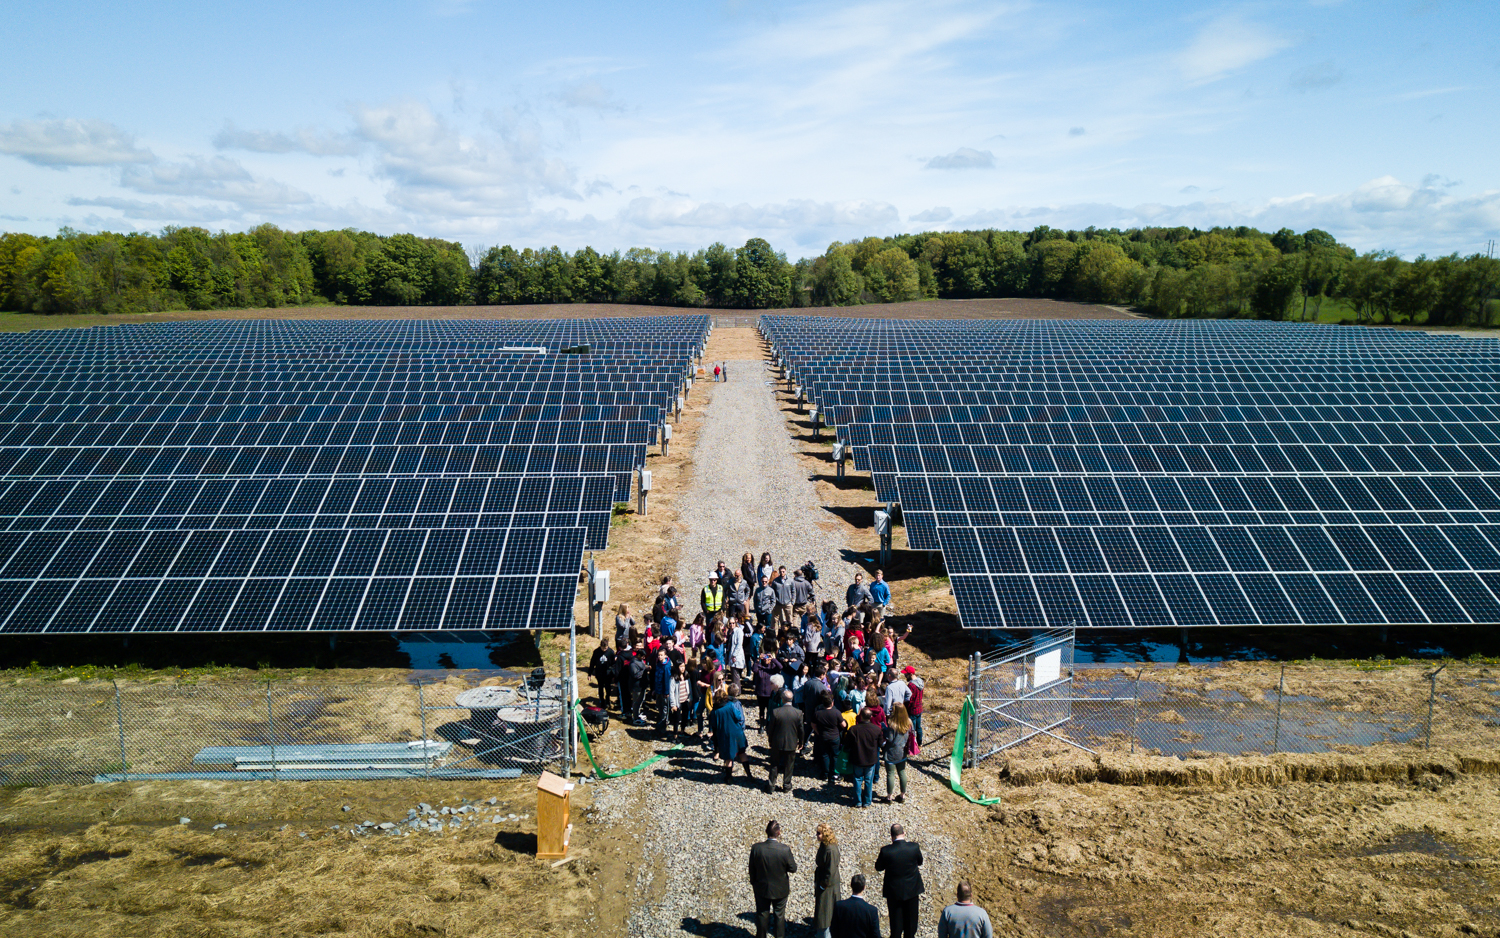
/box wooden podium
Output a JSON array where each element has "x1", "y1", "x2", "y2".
[{"x1": 536, "y1": 771, "x2": 573, "y2": 859}]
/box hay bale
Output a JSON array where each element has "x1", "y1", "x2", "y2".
[{"x1": 999, "y1": 749, "x2": 1098, "y2": 786}]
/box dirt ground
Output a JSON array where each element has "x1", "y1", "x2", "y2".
[{"x1": 0, "y1": 776, "x2": 602, "y2": 938}]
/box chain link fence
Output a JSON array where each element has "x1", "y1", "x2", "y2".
[
  {"x1": 0, "y1": 671, "x2": 572, "y2": 788},
  {"x1": 969, "y1": 659, "x2": 1500, "y2": 763}
]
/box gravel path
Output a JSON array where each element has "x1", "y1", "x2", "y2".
[
  {"x1": 592, "y1": 358, "x2": 959, "y2": 938},
  {"x1": 670, "y1": 359, "x2": 860, "y2": 595}
]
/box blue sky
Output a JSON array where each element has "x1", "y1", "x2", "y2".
[{"x1": 2, "y1": 0, "x2": 1496, "y2": 259}]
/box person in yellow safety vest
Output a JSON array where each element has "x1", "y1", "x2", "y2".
[{"x1": 701, "y1": 572, "x2": 726, "y2": 621}]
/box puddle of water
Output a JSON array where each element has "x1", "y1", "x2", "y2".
[
  {"x1": 395, "y1": 631, "x2": 534, "y2": 673},
  {"x1": 1356, "y1": 831, "x2": 1471, "y2": 861}
]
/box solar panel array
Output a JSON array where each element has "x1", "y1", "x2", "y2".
[
  {"x1": 761, "y1": 316, "x2": 1500, "y2": 630},
  {"x1": 0, "y1": 316, "x2": 707, "y2": 634}
]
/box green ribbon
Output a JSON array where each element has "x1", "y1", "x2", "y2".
[
  {"x1": 949, "y1": 697, "x2": 1002, "y2": 805},
  {"x1": 574, "y1": 705, "x2": 684, "y2": 779}
]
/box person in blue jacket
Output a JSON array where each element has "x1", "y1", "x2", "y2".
[
  {"x1": 870, "y1": 569, "x2": 891, "y2": 609},
  {"x1": 710, "y1": 685, "x2": 755, "y2": 781},
  {"x1": 652, "y1": 648, "x2": 673, "y2": 729}
]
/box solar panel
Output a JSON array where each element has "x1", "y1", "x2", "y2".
[
  {"x1": 0, "y1": 316, "x2": 709, "y2": 633},
  {"x1": 763, "y1": 315, "x2": 1500, "y2": 630}
]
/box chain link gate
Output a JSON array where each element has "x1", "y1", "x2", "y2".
[{"x1": 967, "y1": 629, "x2": 1137, "y2": 764}]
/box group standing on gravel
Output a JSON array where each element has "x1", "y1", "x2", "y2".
[
  {"x1": 586, "y1": 555, "x2": 927, "y2": 806},
  {"x1": 748, "y1": 819, "x2": 991, "y2": 938}
]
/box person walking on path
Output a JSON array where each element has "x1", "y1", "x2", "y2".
[
  {"x1": 846, "y1": 709, "x2": 882, "y2": 808},
  {"x1": 710, "y1": 687, "x2": 755, "y2": 781},
  {"x1": 748, "y1": 819, "x2": 798, "y2": 938},
  {"x1": 878, "y1": 703, "x2": 914, "y2": 804},
  {"x1": 812, "y1": 823, "x2": 842, "y2": 938},
  {"x1": 875, "y1": 823, "x2": 924, "y2": 938},
  {"x1": 766, "y1": 688, "x2": 804, "y2": 793},
  {"x1": 936, "y1": 881, "x2": 993, "y2": 938},
  {"x1": 830, "y1": 873, "x2": 880, "y2": 938}
]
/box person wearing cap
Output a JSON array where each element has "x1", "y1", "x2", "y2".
[
  {"x1": 701, "y1": 572, "x2": 726, "y2": 621},
  {"x1": 882, "y1": 667, "x2": 912, "y2": 715}
]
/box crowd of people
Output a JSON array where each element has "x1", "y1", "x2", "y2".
[
  {"x1": 586, "y1": 553, "x2": 927, "y2": 805},
  {"x1": 750, "y1": 820, "x2": 992, "y2": 938}
]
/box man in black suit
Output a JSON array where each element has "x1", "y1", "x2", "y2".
[
  {"x1": 830, "y1": 872, "x2": 881, "y2": 938},
  {"x1": 748, "y1": 819, "x2": 798, "y2": 938},
  {"x1": 766, "y1": 688, "x2": 804, "y2": 793},
  {"x1": 874, "y1": 823, "x2": 924, "y2": 938}
]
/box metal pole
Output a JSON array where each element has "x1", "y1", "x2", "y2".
[
  {"x1": 1131, "y1": 670, "x2": 1140, "y2": 755},
  {"x1": 968, "y1": 652, "x2": 979, "y2": 769},
  {"x1": 417, "y1": 682, "x2": 430, "y2": 779},
  {"x1": 1272, "y1": 662, "x2": 1285, "y2": 754},
  {"x1": 561, "y1": 650, "x2": 573, "y2": 779},
  {"x1": 266, "y1": 682, "x2": 277, "y2": 778},
  {"x1": 1424, "y1": 664, "x2": 1446, "y2": 749},
  {"x1": 113, "y1": 680, "x2": 127, "y2": 776}
]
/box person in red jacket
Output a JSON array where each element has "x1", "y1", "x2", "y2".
[{"x1": 902, "y1": 664, "x2": 925, "y2": 746}]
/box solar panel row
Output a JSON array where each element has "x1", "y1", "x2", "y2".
[
  {"x1": 761, "y1": 315, "x2": 1500, "y2": 630},
  {"x1": 0, "y1": 316, "x2": 709, "y2": 633}
]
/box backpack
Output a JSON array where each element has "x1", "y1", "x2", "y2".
[{"x1": 802, "y1": 561, "x2": 819, "y2": 582}]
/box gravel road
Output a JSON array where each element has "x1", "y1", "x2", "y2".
[
  {"x1": 592, "y1": 358, "x2": 959, "y2": 937},
  {"x1": 670, "y1": 359, "x2": 860, "y2": 596}
]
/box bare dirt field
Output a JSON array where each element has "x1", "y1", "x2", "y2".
[{"x1": 0, "y1": 297, "x2": 1130, "y2": 332}]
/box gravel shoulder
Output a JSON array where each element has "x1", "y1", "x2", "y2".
[{"x1": 588, "y1": 332, "x2": 975, "y2": 937}]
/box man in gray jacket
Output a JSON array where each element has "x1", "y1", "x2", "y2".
[
  {"x1": 754, "y1": 575, "x2": 777, "y2": 631},
  {"x1": 846, "y1": 572, "x2": 873, "y2": 610},
  {"x1": 791, "y1": 568, "x2": 816, "y2": 620},
  {"x1": 771, "y1": 565, "x2": 795, "y2": 629}
]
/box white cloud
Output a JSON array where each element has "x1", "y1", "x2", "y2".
[
  {"x1": 910, "y1": 206, "x2": 953, "y2": 223},
  {"x1": 619, "y1": 196, "x2": 899, "y2": 233},
  {"x1": 1395, "y1": 86, "x2": 1468, "y2": 101},
  {"x1": 925, "y1": 147, "x2": 994, "y2": 170},
  {"x1": 212, "y1": 122, "x2": 361, "y2": 156},
  {"x1": 1177, "y1": 14, "x2": 1291, "y2": 83},
  {"x1": 67, "y1": 196, "x2": 243, "y2": 223},
  {"x1": 119, "y1": 156, "x2": 313, "y2": 209},
  {"x1": 942, "y1": 176, "x2": 1500, "y2": 257},
  {"x1": 0, "y1": 118, "x2": 154, "y2": 168},
  {"x1": 349, "y1": 98, "x2": 578, "y2": 217},
  {"x1": 555, "y1": 80, "x2": 624, "y2": 112}
]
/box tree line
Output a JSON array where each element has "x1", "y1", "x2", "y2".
[{"x1": 1, "y1": 223, "x2": 1496, "y2": 326}]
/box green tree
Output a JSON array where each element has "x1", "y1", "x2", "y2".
[
  {"x1": 731, "y1": 238, "x2": 791, "y2": 309},
  {"x1": 862, "y1": 247, "x2": 920, "y2": 302}
]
